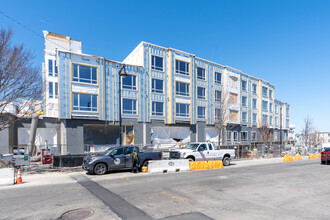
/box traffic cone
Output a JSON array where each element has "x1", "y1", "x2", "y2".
[{"x1": 16, "y1": 169, "x2": 23, "y2": 184}]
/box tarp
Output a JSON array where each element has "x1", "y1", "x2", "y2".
[
  {"x1": 151, "y1": 126, "x2": 190, "y2": 149},
  {"x1": 205, "y1": 128, "x2": 220, "y2": 143},
  {"x1": 18, "y1": 128, "x2": 57, "y2": 146}
]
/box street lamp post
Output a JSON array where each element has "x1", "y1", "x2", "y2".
[{"x1": 118, "y1": 65, "x2": 127, "y2": 147}]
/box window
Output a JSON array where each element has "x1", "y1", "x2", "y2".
[
  {"x1": 229, "y1": 110, "x2": 238, "y2": 121},
  {"x1": 262, "y1": 86, "x2": 268, "y2": 97},
  {"x1": 55, "y1": 82, "x2": 58, "y2": 98},
  {"x1": 72, "y1": 64, "x2": 97, "y2": 84},
  {"x1": 229, "y1": 93, "x2": 238, "y2": 104},
  {"x1": 286, "y1": 107, "x2": 289, "y2": 116},
  {"x1": 208, "y1": 144, "x2": 214, "y2": 150},
  {"x1": 242, "y1": 96, "x2": 247, "y2": 107},
  {"x1": 227, "y1": 131, "x2": 232, "y2": 142},
  {"x1": 122, "y1": 74, "x2": 137, "y2": 90},
  {"x1": 275, "y1": 117, "x2": 278, "y2": 126},
  {"x1": 215, "y1": 72, "x2": 221, "y2": 84},
  {"x1": 269, "y1": 116, "x2": 273, "y2": 126},
  {"x1": 215, "y1": 90, "x2": 221, "y2": 102},
  {"x1": 48, "y1": 60, "x2": 53, "y2": 76},
  {"x1": 233, "y1": 131, "x2": 238, "y2": 142},
  {"x1": 241, "y1": 80, "x2": 247, "y2": 91},
  {"x1": 176, "y1": 60, "x2": 189, "y2": 75},
  {"x1": 151, "y1": 78, "x2": 163, "y2": 93},
  {"x1": 241, "y1": 132, "x2": 248, "y2": 141},
  {"x1": 123, "y1": 98, "x2": 137, "y2": 114},
  {"x1": 53, "y1": 61, "x2": 58, "y2": 77},
  {"x1": 197, "y1": 106, "x2": 205, "y2": 119},
  {"x1": 252, "y1": 98, "x2": 257, "y2": 109},
  {"x1": 269, "y1": 90, "x2": 272, "y2": 99},
  {"x1": 151, "y1": 55, "x2": 163, "y2": 71},
  {"x1": 152, "y1": 101, "x2": 163, "y2": 116},
  {"x1": 197, "y1": 87, "x2": 205, "y2": 99},
  {"x1": 198, "y1": 144, "x2": 207, "y2": 151},
  {"x1": 262, "y1": 100, "x2": 268, "y2": 111},
  {"x1": 275, "y1": 104, "x2": 278, "y2": 114},
  {"x1": 269, "y1": 103, "x2": 273, "y2": 112},
  {"x1": 286, "y1": 119, "x2": 289, "y2": 128},
  {"x1": 242, "y1": 112, "x2": 247, "y2": 123},
  {"x1": 176, "y1": 82, "x2": 189, "y2": 96},
  {"x1": 252, "y1": 132, "x2": 257, "y2": 141},
  {"x1": 215, "y1": 108, "x2": 221, "y2": 119},
  {"x1": 253, "y1": 113, "x2": 257, "y2": 124},
  {"x1": 197, "y1": 67, "x2": 205, "y2": 80},
  {"x1": 273, "y1": 131, "x2": 278, "y2": 141},
  {"x1": 49, "y1": 82, "x2": 53, "y2": 98},
  {"x1": 252, "y1": 84, "x2": 257, "y2": 94},
  {"x1": 262, "y1": 114, "x2": 268, "y2": 125},
  {"x1": 176, "y1": 103, "x2": 189, "y2": 117},
  {"x1": 73, "y1": 93, "x2": 97, "y2": 112},
  {"x1": 112, "y1": 147, "x2": 125, "y2": 156}
]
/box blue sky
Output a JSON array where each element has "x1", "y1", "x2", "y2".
[{"x1": 1, "y1": 0, "x2": 329, "y2": 132}]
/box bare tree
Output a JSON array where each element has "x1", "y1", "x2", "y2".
[
  {"x1": 301, "y1": 116, "x2": 313, "y2": 153},
  {"x1": 0, "y1": 28, "x2": 42, "y2": 131},
  {"x1": 214, "y1": 89, "x2": 229, "y2": 148},
  {"x1": 311, "y1": 131, "x2": 323, "y2": 152}
]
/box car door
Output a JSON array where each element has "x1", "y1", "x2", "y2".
[
  {"x1": 109, "y1": 147, "x2": 126, "y2": 169},
  {"x1": 125, "y1": 146, "x2": 135, "y2": 168},
  {"x1": 197, "y1": 144, "x2": 208, "y2": 161},
  {"x1": 207, "y1": 143, "x2": 215, "y2": 160}
]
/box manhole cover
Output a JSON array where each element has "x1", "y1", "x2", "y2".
[{"x1": 61, "y1": 208, "x2": 94, "y2": 220}]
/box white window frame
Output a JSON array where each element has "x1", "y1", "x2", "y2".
[
  {"x1": 197, "y1": 106, "x2": 206, "y2": 119},
  {"x1": 152, "y1": 101, "x2": 164, "y2": 116},
  {"x1": 72, "y1": 64, "x2": 97, "y2": 84},
  {"x1": 151, "y1": 55, "x2": 164, "y2": 71},
  {"x1": 73, "y1": 93, "x2": 98, "y2": 112},
  {"x1": 151, "y1": 78, "x2": 163, "y2": 93},
  {"x1": 215, "y1": 72, "x2": 221, "y2": 84},
  {"x1": 176, "y1": 103, "x2": 189, "y2": 117},
  {"x1": 175, "y1": 60, "x2": 189, "y2": 75},
  {"x1": 197, "y1": 67, "x2": 205, "y2": 80},
  {"x1": 197, "y1": 87, "x2": 206, "y2": 99},
  {"x1": 123, "y1": 98, "x2": 137, "y2": 115},
  {"x1": 176, "y1": 81, "x2": 189, "y2": 96},
  {"x1": 122, "y1": 74, "x2": 137, "y2": 90}
]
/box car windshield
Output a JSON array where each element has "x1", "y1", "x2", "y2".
[
  {"x1": 183, "y1": 144, "x2": 199, "y2": 150},
  {"x1": 101, "y1": 148, "x2": 114, "y2": 156}
]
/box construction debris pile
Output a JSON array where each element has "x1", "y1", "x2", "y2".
[{"x1": 0, "y1": 158, "x2": 12, "y2": 168}]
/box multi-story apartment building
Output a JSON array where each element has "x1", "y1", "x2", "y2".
[{"x1": 0, "y1": 31, "x2": 291, "y2": 155}]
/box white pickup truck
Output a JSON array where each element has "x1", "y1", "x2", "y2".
[{"x1": 169, "y1": 143, "x2": 235, "y2": 166}]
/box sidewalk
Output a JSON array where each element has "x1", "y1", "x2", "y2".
[{"x1": 229, "y1": 156, "x2": 309, "y2": 168}]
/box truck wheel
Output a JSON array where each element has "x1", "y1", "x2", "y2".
[
  {"x1": 187, "y1": 157, "x2": 195, "y2": 161},
  {"x1": 321, "y1": 160, "x2": 326, "y2": 165},
  {"x1": 222, "y1": 157, "x2": 230, "y2": 166},
  {"x1": 94, "y1": 163, "x2": 107, "y2": 175},
  {"x1": 142, "y1": 160, "x2": 149, "y2": 167}
]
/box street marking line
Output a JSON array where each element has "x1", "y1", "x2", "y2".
[
  {"x1": 161, "y1": 191, "x2": 190, "y2": 205},
  {"x1": 121, "y1": 176, "x2": 136, "y2": 183}
]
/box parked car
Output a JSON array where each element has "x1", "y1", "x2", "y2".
[
  {"x1": 169, "y1": 142, "x2": 235, "y2": 166},
  {"x1": 82, "y1": 146, "x2": 162, "y2": 175},
  {"x1": 321, "y1": 147, "x2": 330, "y2": 164}
]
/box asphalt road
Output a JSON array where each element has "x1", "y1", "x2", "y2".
[{"x1": 0, "y1": 159, "x2": 329, "y2": 220}]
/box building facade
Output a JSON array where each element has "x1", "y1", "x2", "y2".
[{"x1": 0, "y1": 31, "x2": 291, "y2": 155}]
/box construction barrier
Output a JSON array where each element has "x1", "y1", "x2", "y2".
[
  {"x1": 141, "y1": 166, "x2": 148, "y2": 172},
  {"x1": 283, "y1": 155, "x2": 294, "y2": 162},
  {"x1": 0, "y1": 168, "x2": 14, "y2": 186},
  {"x1": 189, "y1": 160, "x2": 223, "y2": 170},
  {"x1": 148, "y1": 159, "x2": 190, "y2": 173},
  {"x1": 315, "y1": 154, "x2": 321, "y2": 159},
  {"x1": 308, "y1": 154, "x2": 315, "y2": 159},
  {"x1": 294, "y1": 154, "x2": 302, "y2": 161}
]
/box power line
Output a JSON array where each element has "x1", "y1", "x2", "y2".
[{"x1": 0, "y1": 10, "x2": 68, "y2": 50}]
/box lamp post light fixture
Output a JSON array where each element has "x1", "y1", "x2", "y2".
[{"x1": 118, "y1": 65, "x2": 127, "y2": 146}]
